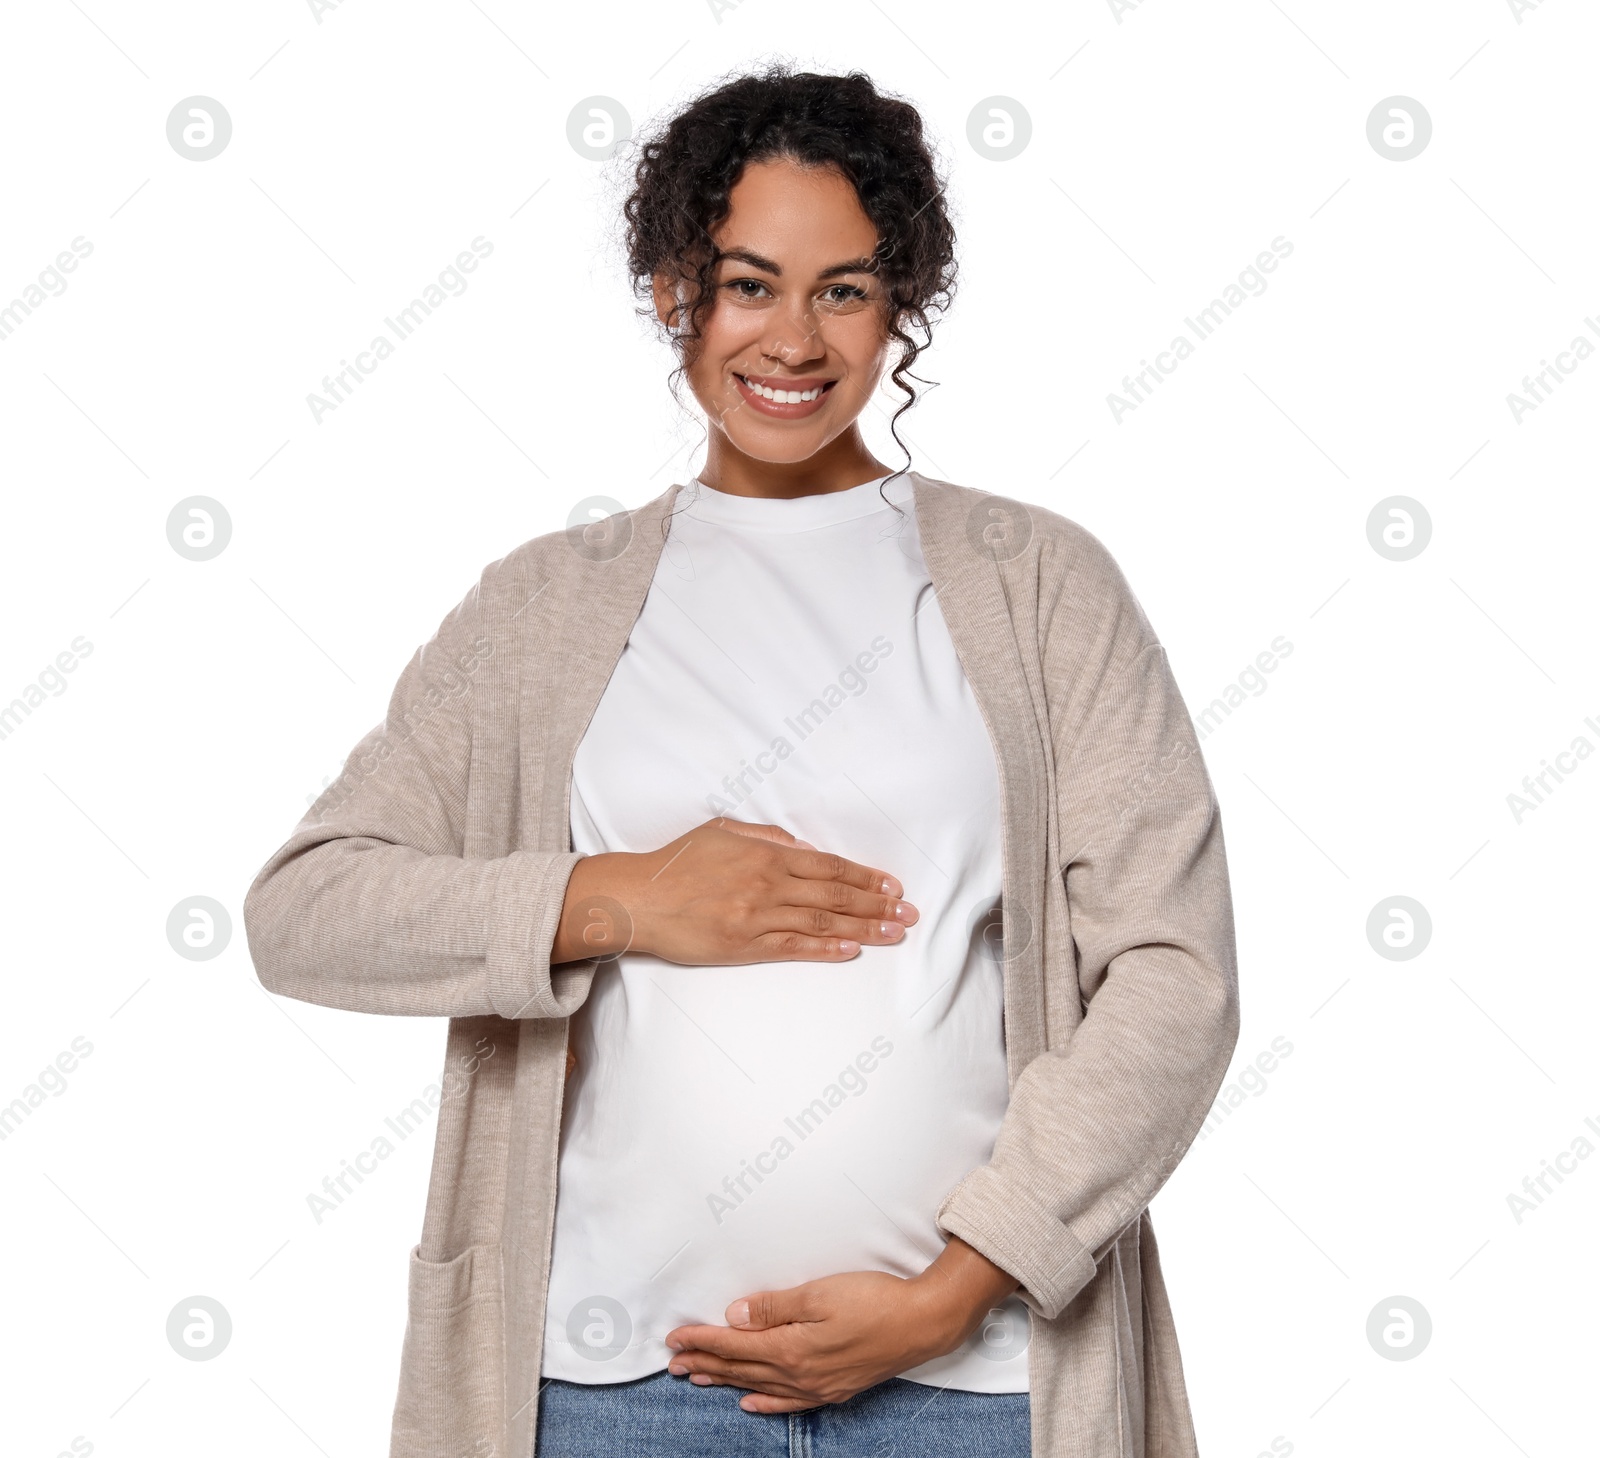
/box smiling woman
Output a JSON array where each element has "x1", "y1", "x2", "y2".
[
  {"x1": 243, "y1": 59, "x2": 1239, "y2": 1458},
  {"x1": 539, "y1": 71, "x2": 1032, "y2": 1442},
  {"x1": 675, "y1": 207, "x2": 884, "y2": 432},
  {"x1": 623, "y1": 64, "x2": 955, "y2": 501}
]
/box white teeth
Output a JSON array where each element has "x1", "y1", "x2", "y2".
[{"x1": 743, "y1": 377, "x2": 824, "y2": 403}]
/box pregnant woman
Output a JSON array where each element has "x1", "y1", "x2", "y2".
[{"x1": 244, "y1": 64, "x2": 1240, "y2": 1458}]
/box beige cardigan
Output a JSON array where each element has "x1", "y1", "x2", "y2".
[{"x1": 242, "y1": 471, "x2": 1240, "y2": 1458}]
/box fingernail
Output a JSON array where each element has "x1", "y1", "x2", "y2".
[
  {"x1": 882, "y1": 922, "x2": 902, "y2": 939},
  {"x1": 728, "y1": 1300, "x2": 750, "y2": 1326},
  {"x1": 665, "y1": 1338, "x2": 682, "y2": 1351},
  {"x1": 837, "y1": 940, "x2": 860, "y2": 955},
  {"x1": 668, "y1": 1363, "x2": 687, "y2": 1375},
  {"x1": 894, "y1": 901, "x2": 916, "y2": 922}
]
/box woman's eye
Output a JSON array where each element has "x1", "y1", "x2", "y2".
[{"x1": 723, "y1": 279, "x2": 867, "y2": 304}]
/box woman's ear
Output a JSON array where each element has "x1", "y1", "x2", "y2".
[
  {"x1": 652, "y1": 273, "x2": 681, "y2": 332},
  {"x1": 652, "y1": 273, "x2": 693, "y2": 335}
]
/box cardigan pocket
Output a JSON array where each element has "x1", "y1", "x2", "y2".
[{"x1": 390, "y1": 1242, "x2": 505, "y2": 1458}]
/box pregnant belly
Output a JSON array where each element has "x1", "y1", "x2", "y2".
[{"x1": 549, "y1": 954, "x2": 1009, "y2": 1334}]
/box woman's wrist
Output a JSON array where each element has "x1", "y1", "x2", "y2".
[
  {"x1": 552, "y1": 852, "x2": 647, "y2": 964},
  {"x1": 906, "y1": 1236, "x2": 1022, "y2": 1359}
]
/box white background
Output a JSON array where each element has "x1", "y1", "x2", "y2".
[{"x1": 2, "y1": 1, "x2": 1596, "y2": 1455}]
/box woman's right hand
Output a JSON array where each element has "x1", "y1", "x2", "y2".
[{"x1": 551, "y1": 817, "x2": 918, "y2": 967}]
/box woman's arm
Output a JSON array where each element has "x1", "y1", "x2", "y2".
[
  {"x1": 934, "y1": 522, "x2": 1242, "y2": 1320},
  {"x1": 242, "y1": 569, "x2": 591, "y2": 1019},
  {"x1": 661, "y1": 1235, "x2": 1020, "y2": 1414},
  {"x1": 243, "y1": 568, "x2": 920, "y2": 1019},
  {"x1": 663, "y1": 526, "x2": 1241, "y2": 1409},
  {"x1": 551, "y1": 823, "x2": 918, "y2": 967}
]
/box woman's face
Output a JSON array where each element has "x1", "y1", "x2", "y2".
[{"x1": 655, "y1": 156, "x2": 892, "y2": 466}]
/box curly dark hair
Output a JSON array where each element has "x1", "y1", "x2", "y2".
[{"x1": 621, "y1": 61, "x2": 958, "y2": 500}]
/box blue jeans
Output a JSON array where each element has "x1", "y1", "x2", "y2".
[{"x1": 535, "y1": 1367, "x2": 1030, "y2": 1457}]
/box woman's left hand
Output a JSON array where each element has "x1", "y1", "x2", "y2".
[{"x1": 662, "y1": 1238, "x2": 1020, "y2": 1414}]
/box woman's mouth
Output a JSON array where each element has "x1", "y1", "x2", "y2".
[{"x1": 733, "y1": 373, "x2": 837, "y2": 419}]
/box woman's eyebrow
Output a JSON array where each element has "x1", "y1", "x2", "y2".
[{"x1": 714, "y1": 247, "x2": 879, "y2": 279}]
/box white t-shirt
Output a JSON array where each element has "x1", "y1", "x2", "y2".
[{"x1": 541, "y1": 472, "x2": 1030, "y2": 1391}]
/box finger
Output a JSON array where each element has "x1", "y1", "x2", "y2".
[
  {"x1": 746, "y1": 931, "x2": 862, "y2": 962},
  {"x1": 729, "y1": 1287, "x2": 812, "y2": 1331},
  {"x1": 669, "y1": 1351, "x2": 801, "y2": 1394},
  {"x1": 709, "y1": 818, "x2": 800, "y2": 845},
  {"x1": 664, "y1": 1324, "x2": 789, "y2": 1362},
  {"x1": 759, "y1": 906, "x2": 909, "y2": 949},
  {"x1": 739, "y1": 1394, "x2": 822, "y2": 1415},
  {"x1": 709, "y1": 820, "x2": 818, "y2": 853},
  {"x1": 784, "y1": 846, "x2": 903, "y2": 900},
  {"x1": 779, "y1": 876, "x2": 919, "y2": 927}
]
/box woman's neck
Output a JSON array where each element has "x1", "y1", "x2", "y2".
[{"x1": 695, "y1": 433, "x2": 892, "y2": 500}]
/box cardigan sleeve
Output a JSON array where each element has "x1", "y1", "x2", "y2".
[
  {"x1": 934, "y1": 524, "x2": 1240, "y2": 1320},
  {"x1": 241, "y1": 566, "x2": 591, "y2": 1020}
]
